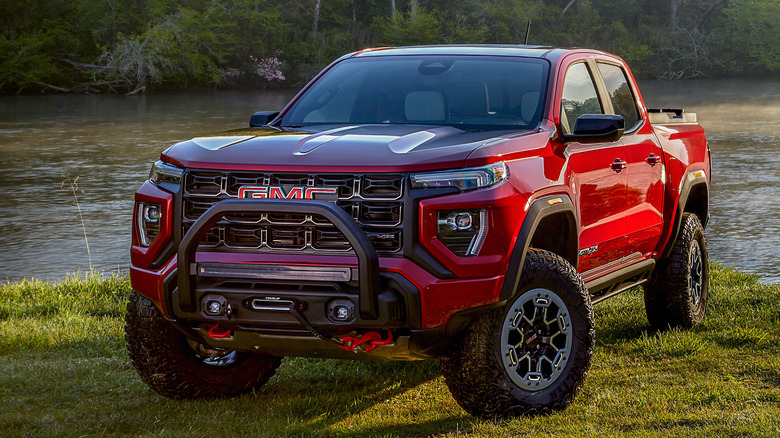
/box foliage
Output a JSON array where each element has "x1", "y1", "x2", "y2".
[
  {"x1": 720, "y1": 0, "x2": 780, "y2": 73},
  {"x1": 0, "y1": 0, "x2": 778, "y2": 93},
  {"x1": 1, "y1": 263, "x2": 779, "y2": 436}
]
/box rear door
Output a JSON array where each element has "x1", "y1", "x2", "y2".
[{"x1": 595, "y1": 62, "x2": 665, "y2": 257}]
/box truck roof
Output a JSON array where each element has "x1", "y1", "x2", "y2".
[{"x1": 350, "y1": 45, "x2": 602, "y2": 60}]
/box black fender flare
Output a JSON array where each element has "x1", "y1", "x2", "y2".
[
  {"x1": 499, "y1": 195, "x2": 578, "y2": 302},
  {"x1": 662, "y1": 171, "x2": 709, "y2": 259}
]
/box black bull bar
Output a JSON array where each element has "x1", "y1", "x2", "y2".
[{"x1": 176, "y1": 199, "x2": 381, "y2": 320}]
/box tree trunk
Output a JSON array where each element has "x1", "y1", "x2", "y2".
[
  {"x1": 670, "y1": 0, "x2": 681, "y2": 30},
  {"x1": 391, "y1": 0, "x2": 396, "y2": 23},
  {"x1": 313, "y1": 0, "x2": 321, "y2": 34},
  {"x1": 410, "y1": 0, "x2": 418, "y2": 19}
]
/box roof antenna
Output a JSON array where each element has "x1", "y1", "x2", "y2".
[{"x1": 523, "y1": 20, "x2": 531, "y2": 45}]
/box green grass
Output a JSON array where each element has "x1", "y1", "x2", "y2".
[{"x1": 1, "y1": 264, "x2": 779, "y2": 437}]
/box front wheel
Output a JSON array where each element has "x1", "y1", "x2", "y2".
[
  {"x1": 441, "y1": 249, "x2": 595, "y2": 417},
  {"x1": 125, "y1": 292, "x2": 281, "y2": 399}
]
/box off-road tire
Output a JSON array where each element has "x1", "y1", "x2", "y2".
[
  {"x1": 441, "y1": 249, "x2": 595, "y2": 417},
  {"x1": 125, "y1": 292, "x2": 281, "y2": 399},
  {"x1": 644, "y1": 212, "x2": 709, "y2": 329}
]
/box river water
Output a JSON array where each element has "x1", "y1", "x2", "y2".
[{"x1": 0, "y1": 79, "x2": 778, "y2": 283}]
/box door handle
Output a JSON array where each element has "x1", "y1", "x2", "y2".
[
  {"x1": 646, "y1": 153, "x2": 661, "y2": 166},
  {"x1": 611, "y1": 158, "x2": 627, "y2": 173}
]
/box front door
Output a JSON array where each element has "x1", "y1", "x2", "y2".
[{"x1": 559, "y1": 61, "x2": 629, "y2": 273}]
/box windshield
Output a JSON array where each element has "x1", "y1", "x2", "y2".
[{"x1": 281, "y1": 55, "x2": 549, "y2": 131}]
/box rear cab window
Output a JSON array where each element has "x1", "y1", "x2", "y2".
[{"x1": 596, "y1": 63, "x2": 641, "y2": 132}]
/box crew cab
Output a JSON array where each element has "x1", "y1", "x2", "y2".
[{"x1": 127, "y1": 45, "x2": 711, "y2": 417}]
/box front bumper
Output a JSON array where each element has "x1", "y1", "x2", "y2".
[{"x1": 130, "y1": 188, "x2": 508, "y2": 359}]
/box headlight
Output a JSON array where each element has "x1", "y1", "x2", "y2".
[
  {"x1": 149, "y1": 160, "x2": 183, "y2": 185},
  {"x1": 136, "y1": 202, "x2": 161, "y2": 247},
  {"x1": 410, "y1": 162, "x2": 508, "y2": 191}
]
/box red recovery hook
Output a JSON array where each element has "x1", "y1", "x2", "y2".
[
  {"x1": 208, "y1": 323, "x2": 232, "y2": 339},
  {"x1": 339, "y1": 330, "x2": 394, "y2": 353}
]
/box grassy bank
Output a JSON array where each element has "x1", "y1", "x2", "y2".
[{"x1": 1, "y1": 265, "x2": 778, "y2": 437}]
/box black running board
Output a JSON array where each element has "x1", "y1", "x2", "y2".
[{"x1": 585, "y1": 258, "x2": 655, "y2": 304}]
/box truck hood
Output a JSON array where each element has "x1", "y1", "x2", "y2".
[{"x1": 162, "y1": 124, "x2": 537, "y2": 172}]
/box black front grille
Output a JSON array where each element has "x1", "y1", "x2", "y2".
[{"x1": 182, "y1": 171, "x2": 406, "y2": 254}]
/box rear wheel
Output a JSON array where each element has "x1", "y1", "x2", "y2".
[
  {"x1": 644, "y1": 213, "x2": 709, "y2": 329},
  {"x1": 441, "y1": 249, "x2": 594, "y2": 417},
  {"x1": 125, "y1": 292, "x2": 281, "y2": 399}
]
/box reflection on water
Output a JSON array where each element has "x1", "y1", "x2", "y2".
[
  {"x1": 0, "y1": 91, "x2": 296, "y2": 281},
  {"x1": 0, "y1": 79, "x2": 778, "y2": 283},
  {"x1": 640, "y1": 78, "x2": 780, "y2": 283}
]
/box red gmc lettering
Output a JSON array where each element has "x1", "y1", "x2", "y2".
[
  {"x1": 269, "y1": 187, "x2": 304, "y2": 199},
  {"x1": 238, "y1": 186, "x2": 268, "y2": 198},
  {"x1": 305, "y1": 187, "x2": 338, "y2": 199},
  {"x1": 238, "y1": 186, "x2": 337, "y2": 200}
]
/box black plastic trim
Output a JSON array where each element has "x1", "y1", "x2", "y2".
[
  {"x1": 499, "y1": 195, "x2": 577, "y2": 301},
  {"x1": 404, "y1": 186, "x2": 460, "y2": 279},
  {"x1": 177, "y1": 199, "x2": 381, "y2": 319},
  {"x1": 382, "y1": 272, "x2": 422, "y2": 330},
  {"x1": 161, "y1": 268, "x2": 178, "y2": 316},
  {"x1": 149, "y1": 240, "x2": 176, "y2": 270}
]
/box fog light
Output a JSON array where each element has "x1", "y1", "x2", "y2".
[
  {"x1": 201, "y1": 294, "x2": 230, "y2": 318},
  {"x1": 327, "y1": 299, "x2": 355, "y2": 322},
  {"x1": 136, "y1": 201, "x2": 161, "y2": 247},
  {"x1": 207, "y1": 301, "x2": 222, "y2": 316},
  {"x1": 334, "y1": 306, "x2": 349, "y2": 320},
  {"x1": 437, "y1": 209, "x2": 488, "y2": 257}
]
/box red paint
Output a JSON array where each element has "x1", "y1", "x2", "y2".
[{"x1": 131, "y1": 182, "x2": 174, "y2": 269}]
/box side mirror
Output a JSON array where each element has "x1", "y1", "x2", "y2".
[
  {"x1": 249, "y1": 111, "x2": 280, "y2": 127},
  {"x1": 563, "y1": 114, "x2": 625, "y2": 143}
]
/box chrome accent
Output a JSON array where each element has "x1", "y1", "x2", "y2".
[
  {"x1": 466, "y1": 209, "x2": 488, "y2": 256},
  {"x1": 251, "y1": 299, "x2": 296, "y2": 312}
]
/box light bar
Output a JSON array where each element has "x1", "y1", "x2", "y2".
[{"x1": 197, "y1": 263, "x2": 352, "y2": 282}]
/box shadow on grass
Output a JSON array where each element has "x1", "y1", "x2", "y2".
[
  {"x1": 328, "y1": 416, "x2": 476, "y2": 438},
  {"x1": 244, "y1": 357, "x2": 472, "y2": 436}
]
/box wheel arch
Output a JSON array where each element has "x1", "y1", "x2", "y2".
[
  {"x1": 499, "y1": 195, "x2": 578, "y2": 302},
  {"x1": 662, "y1": 172, "x2": 709, "y2": 259}
]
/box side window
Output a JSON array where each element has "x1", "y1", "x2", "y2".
[
  {"x1": 597, "y1": 63, "x2": 640, "y2": 131},
  {"x1": 560, "y1": 63, "x2": 603, "y2": 133}
]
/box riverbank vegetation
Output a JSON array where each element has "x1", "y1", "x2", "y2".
[
  {"x1": 1, "y1": 0, "x2": 778, "y2": 94},
  {"x1": 1, "y1": 263, "x2": 778, "y2": 436}
]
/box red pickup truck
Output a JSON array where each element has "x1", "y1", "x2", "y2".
[{"x1": 127, "y1": 45, "x2": 710, "y2": 417}]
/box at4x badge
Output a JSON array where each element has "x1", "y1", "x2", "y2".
[
  {"x1": 238, "y1": 186, "x2": 339, "y2": 201},
  {"x1": 578, "y1": 245, "x2": 599, "y2": 257}
]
